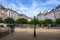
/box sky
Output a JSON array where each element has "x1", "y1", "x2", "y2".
[{"x1": 0, "y1": 0, "x2": 60, "y2": 18}]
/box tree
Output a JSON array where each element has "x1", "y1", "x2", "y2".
[
  {"x1": 39, "y1": 20, "x2": 44, "y2": 24},
  {"x1": 0, "y1": 18, "x2": 3, "y2": 23},
  {"x1": 55, "y1": 19, "x2": 60, "y2": 24},
  {"x1": 39, "y1": 20, "x2": 44, "y2": 27},
  {"x1": 43, "y1": 19, "x2": 54, "y2": 28},
  {"x1": 29, "y1": 18, "x2": 39, "y2": 25},
  {"x1": 15, "y1": 18, "x2": 28, "y2": 24},
  {"x1": 3, "y1": 18, "x2": 15, "y2": 24}
]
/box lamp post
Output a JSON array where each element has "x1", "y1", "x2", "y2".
[{"x1": 34, "y1": 16, "x2": 36, "y2": 37}]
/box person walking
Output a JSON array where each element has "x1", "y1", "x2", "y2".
[
  {"x1": 9, "y1": 24, "x2": 15, "y2": 36},
  {"x1": 11, "y1": 24, "x2": 15, "y2": 36}
]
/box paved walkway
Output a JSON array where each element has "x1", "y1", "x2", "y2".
[{"x1": 0, "y1": 27, "x2": 60, "y2": 40}]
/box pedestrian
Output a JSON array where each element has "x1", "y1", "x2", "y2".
[{"x1": 9, "y1": 24, "x2": 15, "y2": 36}]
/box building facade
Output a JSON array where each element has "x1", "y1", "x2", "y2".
[
  {"x1": 6, "y1": 9, "x2": 19, "y2": 20},
  {"x1": 37, "y1": 10, "x2": 49, "y2": 20},
  {"x1": 37, "y1": 5, "x2": 60, "y2": 21},
  {"x1": 0, "y1": 5, "x2": 31, "y2": 21},
  {"x1": 17, "y1": 14, "x2": 32, "y2": 21},
  {"x1": 0, "y1": 5, "x2": 7, "y2": 19}
]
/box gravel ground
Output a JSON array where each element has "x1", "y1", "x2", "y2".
[{"x1": 0, "y1": 27, "x2": 60, "y2": 40}]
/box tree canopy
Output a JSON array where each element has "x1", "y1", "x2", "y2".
[
  {"x1": 43, "y1": 19, "x2": 54, "y2": 24},
  {"x1": 15, "y1": 18, "x2": 28, "y2": 24},
  {"x1": 29, "y1": 18, "x2": 39, "y2": 25},
  {"x1": 55, "y1": 19, "x2": 60, "y2": 24},
  {"x1": 39, "y1": 20, "x2": 44, "y2": 24},
  {"x1": 3, "y1": 18, "x2": 15, "y2": 24},
  {"x1": 0, "y1": 18, "x2": 3, "y2": 23}
]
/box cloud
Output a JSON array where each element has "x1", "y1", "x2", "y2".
[
  {"x1": 18, "y1": 0, "x2": 41, "y2": 17},
  {"x1": 0, "y1": 0, "x2": 60, "y2": 18}
]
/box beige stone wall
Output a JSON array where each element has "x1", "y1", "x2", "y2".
[
  {"x1": 0, "y1": 8, "x2": 7, "y2": 19},
  {"x1": 0, "y1": 5, "x2": 31, "y2": 21}
]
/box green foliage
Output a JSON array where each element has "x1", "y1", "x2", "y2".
[
  {"x1": 29, "y1": 18, "x2": 39, "y2": 24},
  {"x1": 0, "y1": 18, "x2": 3, "y2": 23},
  {"x1": 43, "y1": 19, "x2": 54, "y2": 24},
  {"x1": 3, "y1": 18, "x2": 15, "y2": 24},
  {"x1": 15, "y1": 18, "x2": 28, "y2": 24},
  {"x1": 55, "y1": 19, "x2": 60, "y2": 24},
  {"x1": 39, "y1": 20, "x2": 44, "y2": 24}
]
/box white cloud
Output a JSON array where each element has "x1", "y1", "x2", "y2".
[
  {"x1": 18, "y1": 1, "x2": 40, "y2": 17},
  {"x1": 15, "y1": 0, "x2": 53, "y2": 18},
  {"x1": 0, "y1": 0, "x2": 60, "y2": 18}
]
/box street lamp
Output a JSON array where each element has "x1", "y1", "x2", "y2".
[{"x1": 34, "y1": 16, "x2": 36, "y2": 37}]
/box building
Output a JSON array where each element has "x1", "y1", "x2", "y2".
[
  {"x1": 37, "y1": 10, "x2": 49, "y2": 20},
  {"x1": 45, "y1": 5, "x2": 60, "y2": 20},
  {"x1": 0, "y1": 4, "x2": 32, "y2": 21},
  {"x1": 37, "y1": 5, "x2": 60, "y2": 21},
  {"x1": 6, "y1": 9, "x2": 19, "y2": 20},
  {"x1": 17, "y1": 14, "x2": 32, "y2": 21},
  {"x1": 0, "y1": 5, "x2": 7, "y2": 19}
]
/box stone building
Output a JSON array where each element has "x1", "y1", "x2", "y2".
[
  {"x1": 0, "y1": 5, "x2": 32, "y2": 21},
  {"x1": 6, "y1": 9, "x2": 19, "y2": 20},
  {"x1": 0, "y1": 5, "x2": 7, "y2": 19},
  {"x1": 17, "y1": 14, "x2": 32, "y2": 21},
  {"x1": 37, "y1": 10, "x2": 49, "y2": 20},
  {"x1": 37, "y1": 5, "x2": 60, "y2": 21}
]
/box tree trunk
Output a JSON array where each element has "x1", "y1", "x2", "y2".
[
  {"x1": 48, "y1": 24, "x2": 51, "y2": 29},
  {"x1": 41, "y1": 24, "x2": 43, "y2": 28}
]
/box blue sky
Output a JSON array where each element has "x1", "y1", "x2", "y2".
[{"x1": 0, "y1": 0, "x2": 60, "y2": 18}]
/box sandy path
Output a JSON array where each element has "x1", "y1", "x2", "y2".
[{"x1": 0, "y1": 27, "x2": 60, "y2": 40}]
